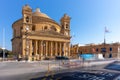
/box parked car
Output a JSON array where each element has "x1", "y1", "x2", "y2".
[
  {"x1": 17, "y1": 58, "x2": 22, "y2": 61},
  {"x1": 44, "y1": 57, "x2": 50, "y2": 60},
  {"x1": 55, "y1": 56, "x2": 69, "y2": 60}
]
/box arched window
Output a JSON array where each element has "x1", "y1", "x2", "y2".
[
  {"x1": 44, "y1": 26, "x2": 47, "y2": 30},
  {"x1": 96, "y1": 48, "x2": 99, "y2": 52},
  {"x1": 66, "y1": 24, "x2": 69, "y2": 29},
  {"x1": 51, "y1": 26, "x2": 56, "y2": 31},
  {"x1": 32, "y1": 25, "x2": 35, "y2": 31},
  {"x1": 20, "y1": 27, "x2": 23, "y2": 36},
  {"x1": 26, "y1": 16, "x2": 29, "y2": 23},
  {"x1": 110, "y1": 47, "x2": 112, "y2": 51}
]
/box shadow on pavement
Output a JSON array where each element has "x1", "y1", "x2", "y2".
[
  {"x1": 104, "y1": 61, "x2": 120, "y2": 71},
  {"x1": 30, "y1": 71, "x2": 119, "y2": 80},
  {"x1": 30, "y1": 61, "x2": 120, "y2": 80}
]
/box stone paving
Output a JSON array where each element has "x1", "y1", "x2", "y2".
[
  {"x1": 0, "y1": 59, "x2": 119, "y2": 80},
  {"x1": 105, "y1": 61, "x2": 120, "y2": 71},
  {"x1": 31, "y1": 60, "x2": 120, "y2": 80},
  {"x1": 31, "y1": 70, "x2": 120, "y2": 80}
]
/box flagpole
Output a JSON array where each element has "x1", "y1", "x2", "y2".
[
  {"x1": 104, "y1": 27, "x2": 106, "y2": 48},
  {"x1": 103, "y1": 27, "x2": 106, "y2": 58},
  {"x1": 2, "y1": 28, "x2": 5, "y2": 61}
]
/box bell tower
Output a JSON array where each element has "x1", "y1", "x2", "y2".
[
  {"x1": 22, "y1": 4, "x2": 32, "y2": 31},
  {"x1": 60, "y1": 14, "x2": 71, "y2": 36}
]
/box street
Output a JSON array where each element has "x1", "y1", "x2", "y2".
[
  {"x1": 31, "y1": 60, "x2": 120, "y2": 80},
  {"x1": 31, "y1": 71, "x2": 120, "y2": 80},
  {"x1": 0, "y1": 59, "x2": 120, "y2": 80}
]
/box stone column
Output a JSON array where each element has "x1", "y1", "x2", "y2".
[
  {"x1": 35, "y1": 40, "x2": 38, "y2": 54},
  {"x1": 63, "y1": 43, "x2": 66, "y2": 56},
  {"x1": 35, "y1": 40, "x2": 38, "y2": 60},
  {"x1": 60, "y1": 42, "x2": 62, "y2": 56},
  {"x1": 48, "y1": 41, "x2": 50, "y2": 56},
  {"x1": 55, "y1": 42, "x2": 58, "y2": 56},
  {"x1": 46, "y1": 41, "x2": 48, "y2": 57},
  {"x1": 37, "y1": 40, "x2": 39, "y2": 60},
  {"x1": 53, "y1": 42, "x2": 55, "y2": 56},
  {"x1": 51, "y1": 41, "x2": 53, "y2": 57},
  {"x1": 38, "y1": 40, "x2": 41, "y2": 60},
  {"x1": 29, "y1": 39, "x2": 32, "y2": 61},
  {"x1": 68, "y1": 43, "x2": 70, "y2": 57},
  {"x1": 43, "y1": 41, "x2": 46, "y2": 57},
  {"x1": 22, "y1": 39, "x2": 26, "y2": 58},
  {"x1": 66, "y1": 43, "x2": 68, "y2": 57},
  {"x1": 40, "y1": 41, "x2": 43, "y2": 57}
]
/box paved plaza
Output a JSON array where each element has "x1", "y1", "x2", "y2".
[
  {"x1": 31, "y1": 60, "x2": 120, "y2": 80},
  {"x1": 31, "y1": 71, "x2": 120, "y2": 80},
  {"x1": 0, "y1": 59, "x2": 120, "y2": 80}
]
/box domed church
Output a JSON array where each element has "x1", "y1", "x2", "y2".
[{"x1": 12, "y1": 5, "x2": 71, "y2": 61}]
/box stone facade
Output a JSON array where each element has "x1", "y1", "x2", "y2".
[
  {"x1": 71, "y1": 43, "x2": 120, "y2": 58},
  {"x1": 12, "y1": 5, "x2": 71, "y2": 61}
]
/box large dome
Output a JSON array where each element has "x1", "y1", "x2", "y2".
[{"x1": 32, "y1": 8, "x2": 50, "y2": 18}]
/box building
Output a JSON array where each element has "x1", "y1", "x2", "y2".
[
  {"x1": 70, "y1": 44, "x2": 79, "y2": 58},
  {"x1": 71, "y1": 43, "x2": 120, "y2": 58},
  {"x1": 12, "y1": 5, "x2": 71, "y2": 61}
]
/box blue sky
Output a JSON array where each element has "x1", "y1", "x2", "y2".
[{"x1": 0, "y1": 0, "x2": 120, "y2": 50}]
